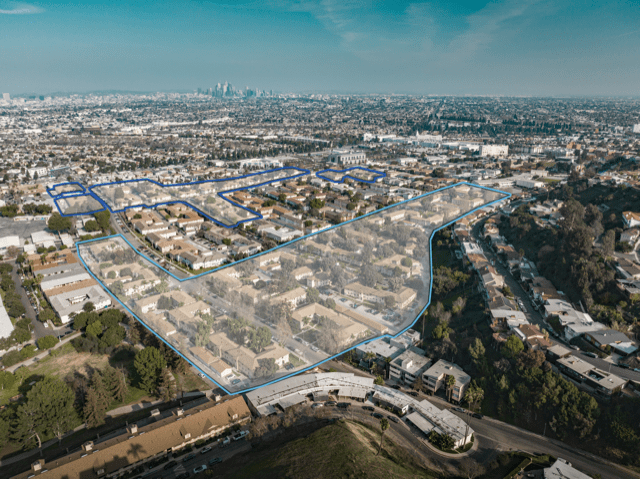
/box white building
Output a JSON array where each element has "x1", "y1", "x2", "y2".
[
  {"x1": 0, "y1": 235, "x2": 20, "y2": 254},
  {"x1": 423, "y1": 360, "x2": 471, "y2": 403},
  {"x1": 328, "y1": 149, "x2": 367, "y2": 166},
  {"x1": 479, "y1": 144, "x2": 509, "y2": 158},
  {"x1": 0, "y1": 295, "x2": 14, "y2": 339},
  {"x1": 544, "y1": 458, "x2": 592, "y2": 479},
  {"x1": 633, "y1": 124, "x2": 640, "y2": 134}
]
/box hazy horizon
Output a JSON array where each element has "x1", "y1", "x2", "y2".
[{"x1": 2, "y1": 0, "x2": 640, "y2": 96}]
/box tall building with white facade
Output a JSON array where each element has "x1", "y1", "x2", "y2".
[
  {"x1": 633, "y1": 124, "x2": 640, "y2": 134},
  {"x1": 479, "y1": 144, "x2": 509, "y2": 157},
  {"x1": 328, "y1": 149, "x2": 367, "y2": 166},
  {"x1": 2, "y1": 93, "x2": 9, "y2": 101}
]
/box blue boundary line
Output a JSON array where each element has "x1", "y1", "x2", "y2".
[
  {"x1": 315, "y1": 166, "x2": 386, "y2": 184},
  {"x1": 53, "y1": 194, "x2": 108, "y2": 217},
  {"x1": 75, "y1": 182, "x2": 510, "y2": 395},
  {"x1": 48, "y1": 167, "x2": 311, "y2": 229},
  {"x1": 46, "y1": 181, "x2": 87, "y2": 198}
]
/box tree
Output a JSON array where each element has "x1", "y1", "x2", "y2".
[
  {"x1": 159, "y1": 369, "x2": 177, "y2": 401},
  {"x1": 86, "y1": 320, "x2": 103, "y2": 338},
  {"x1": 134, "y1": 347, "x2": 167, "y2": 394},
  {"x1": 94, "y1": 210, "x2": 111, "y2": 231},
  {"x1": 377, "y1": 417, "x2": 389, "y2": 455},
  {"x1": 36, "y1": 335, "x2": 59, "y2": 350},
  {"x1": 446, "y1": 375, "x2": 456, "y2": 402},
  {"x1": 468, "y1": 338, "x2": 485, "y2": 362},
  {"x1": 110, "y1": 367, "x2": 129, "y2": 403},
  {"x1": 83, "y1": 301, "x2": 95, "y2": 312},
  {"x1": 374, "y1": 375, "x2": 384, "y2": 385},
  {"x1": 84, "y1": 387, "x2": 107, "y2": 428},
  {"x1": 47, "y1": 213, "x2": 72, "y2": 232},
  {"x1": 413, "y1": 374, "x2": 424, "y2": 392},
  {"x1": 602, "y1": 229, "x2": 615, "y2": 257},
  {"x1": 254, "y1": 358, "x2": 278, "y2": 378},
  {"x1": 84, "y1": 219, "x2": 101, "y2": 232},
  {"x1": 17, "y1": 376, "x2": 78, "y2": 445},
  {"x1": 517, "y1": 349, "x2": 545, "y2": 370},
  {"x1": 91, "y1": 371, "x2": 112, "y2": 409},
  {"x1": 464, "y1": 382, "x2": 484, "y2": 412},
  {"x1": 502, "y1": 335, "x2": 524, "y2": 359},
  {"x1": 12, "y1": 401, "x2": 43, "y2": 449}
]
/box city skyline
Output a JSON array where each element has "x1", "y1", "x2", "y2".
[{"x1": 2, "y1": 0, "x2": 640, "y2": 96}]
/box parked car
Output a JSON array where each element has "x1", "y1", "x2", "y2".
[
  {"x1": 200, "y1": 446, "x2": 212, "y2": 454},
  {"x1": 164, "y1": 461, "x2": 177, "y2": 470},
  {"x1": 337, "y1": 402, "x2": 351, "y2": 409},
  {"x1": 193, "y1": 465, "x2": 207, "y2": 474},
  {"x1": 618, "y1": 363, "x2": 630, "y2": 369},
  {"x1": 233, "y1": 430, "x2": 248, "y2": 441},
  {"x1": 209, "y1": 457, "x2": 223, "y2": 465},
  {"x1": 387, "y1": 415, "x2": 399, "y2": 423},
  {"x1": 176, "y1": 473, "x2": 190, "y2": 479},
  {"x1": 472, "y1": 413, "x2": 484, "y2": 420},
  {"x1": 326, "y1": 401, "x2": 338, "y2": 406},
  {"x1": 452, "y1": 407, "x2": 466, "y2": 413},
  {"x1": 372, "y1": 412, "x2": 384, "y2": 419},
  {"x1": 183, "y1": 453, "x2": 196, "y2": 463},
  {"x1": 311, "y1": 403, "x2": 324, "y2": 408},
  {"x1": 583, "y1": 352, "x2": 597, "y2": 358},
  {"x1": 362, "y1": 406, "x2": 374, "y2": 411},
  {"x1": 220, "y1": 437, "x2": 231, "y2": 448}
]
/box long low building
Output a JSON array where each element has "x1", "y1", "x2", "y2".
[
  {"x1": 244, "y1": 372, "x2": 473, "y2": 447},
  {"x1": 12, "y1": 396, "x2": 251, "y2": 479}
]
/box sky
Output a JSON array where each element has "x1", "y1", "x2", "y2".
[{"x1": 1, "y1": 0, "x2": 640, "y2": 96}]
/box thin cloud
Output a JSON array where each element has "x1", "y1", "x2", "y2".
[{"x1": 0, "y1": 3, "x2": 44, "y2": 14}]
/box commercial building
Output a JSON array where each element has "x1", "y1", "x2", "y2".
[
  {"x1": 327, "y1": 149, "x2": 367, "y2": 166},
  {"x1": 479, "y1": 144, "x2": 508, "y2": 157},
  {"x1": 12, "y1": 396, "x2": 251, "y2": 479}
]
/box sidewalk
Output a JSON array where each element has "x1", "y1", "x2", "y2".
[{"x1": 6, "y1": 331, "x2": 81, "y2": 373}]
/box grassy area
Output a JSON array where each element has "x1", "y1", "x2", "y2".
[
  {"x1": 1, "y1": 343, "x2": 111, "y2": 405},
  {"x1": 542, "y1": 178, "x2": 560, "y2": 184},
  {"x1": 215, "y1": 419, "x2": 436, "y2": 479},
  {"x1": 289, "y1": 354, "x2": 305, "y2": 367}
]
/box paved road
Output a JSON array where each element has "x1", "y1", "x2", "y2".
[
  {"x1": 7, "y1": 261, "x2": 50, "y2": 339},
  {"x1": 473, "y1": 216, "x2": 640, "y2": 383},
  {"x1": 6, "y1": 330, "x2": 81, "y2": 372},
  {"x1": 325, "y1": 360, "x2": 634, "y2": 478}
]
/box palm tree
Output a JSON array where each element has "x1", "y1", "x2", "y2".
[
  {"x1": 446, "y1": 375, "x2": 456, "y2": 403},
  {"x1": 384, "y1": 356, "x2": 392, "y2": 379},
  {"x1": 364, "y1": 352, "x2": 376, "y2": 369},
  {"x1": 377, "y1": 418, "x2": 389, "y2": 456}
]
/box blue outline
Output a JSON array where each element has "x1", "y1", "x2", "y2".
[
  {"x1": 316, "y1": 166, "x2": 386, "y2": 184},
  {"x1": 75, "y1": 182, "x2": 510, "y2": 395},
  {"x1": 53, "y1": 193, "x2": 107, "y2": 216},
  {"x1": 48, "y1": 167, "x2": 310, "y2": 228},
  {"x1": 47, "y1": 181, "x2": 87, "y2": 197}
]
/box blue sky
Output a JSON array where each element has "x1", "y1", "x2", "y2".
[{"x1": 1, "y1": 0, "x2": 639, "y2": 95}]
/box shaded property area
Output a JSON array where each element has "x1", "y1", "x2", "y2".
[{"x1": 76, "y1": 183, "x2": 508, "y2": 394}]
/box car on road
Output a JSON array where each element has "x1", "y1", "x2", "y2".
[
  {"x1": 452, "y1": 407, "x2": 466, "y2": 413},
  {"x1": 183, "y1": 453, "x2": 196, "y2": 463},
  {"x1": 583, "y1": 352, "x2": 597, "y2": 358},
  {"x1": 193, "y1": 465, "x2": 207, "y2": 474},
  {"x1": 390, "y1": 385, "x2": 401, "y2": 390},
  {"x1": 570, "y1": 345, "x2": 580, "y2": 351},
  {"x1": 326, "y1": 401, "x2": 337, "y2": 406},
  {"x1": 209, "y1": 457, "x2": 223, "y2": 465},
  {"x1": 472, "y1": 413, "x2": 484, "y2": 420},
  {"x1": 387, "y1": 415, "x2": 399, "y2": 423},
  {"x1": 163, "y1": 461, "x2": 177, "y2": 470},
  {"x1": 372, "y1": 412, "x2": 384, "y2": 419},
  {"x1": 362, "y1": 406, "x2": 374, "y2": 411},
  {"x1": 200, "y1": 446, "x2": 212, "y2": 454},
  {"x1": 312, "y1": 402, "x2": 324, "y2": 408},
  {"x1": 618, "y1": 363, "x2": 630, "y2": 369},
  {"x1": 337, "y1": 402, "x2": 351, "y2": 409},
  {"x1": 408, "y1": 391, "x2": 419, "y2": 397},
  {"x1": 231, "y1": 379, "x2": 241, "y2": 385}
]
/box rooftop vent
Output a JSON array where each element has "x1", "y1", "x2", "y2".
[
  {"x1": 127, "y1": 424, "x2": 138, "y2": 434},
  {"x1": 82, "y1": 441, "x2": 94, "y2": 452},
  {"x1": 31, "y1": 459, "x2": 45, "y2": 472}
]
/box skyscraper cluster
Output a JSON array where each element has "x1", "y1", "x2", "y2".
[{"x1": 198, "y1": 82, "x2": 272, "y2": 98}]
